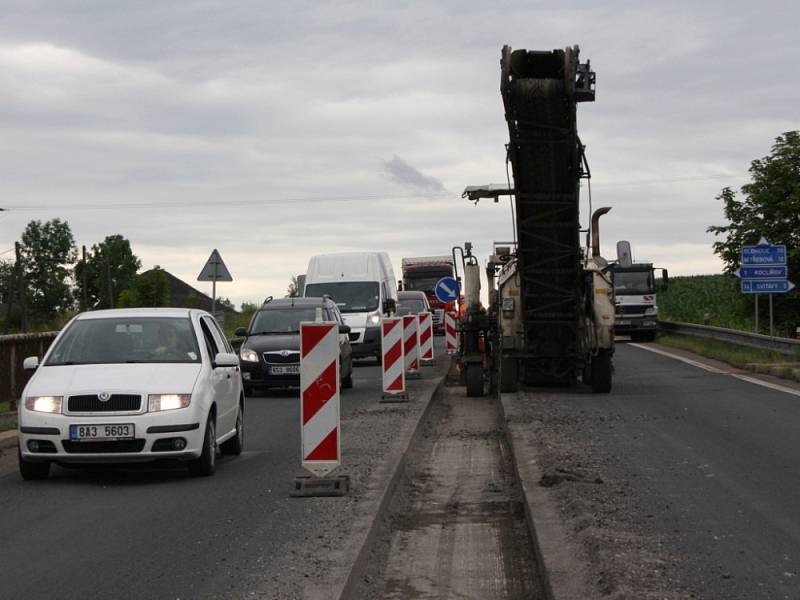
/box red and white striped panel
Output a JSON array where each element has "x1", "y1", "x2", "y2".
[
  {"x1": 445, "y1": 311, "x2": 458, "y2": 354},
  {"x1": 402, "y1": 314, "x2": 420, "y2": 374},
  {"x1": 300, "y1": 322, "x2": 340, "y2": 477},
  {"x1": 381, "y1": 317, "x2": 405, "y2": 394},
  {"x1": 418, "y1": 312, "x2": 434, "y2": 362}
]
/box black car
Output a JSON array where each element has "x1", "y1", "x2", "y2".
[{"x1": 235, "y1": 297, "x2": 353, "y2": 395}]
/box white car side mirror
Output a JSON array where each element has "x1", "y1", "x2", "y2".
[
  {"x1": 213, "y1": 352, "x2": 239, "y2": 368},
  {"x1": 23, "y1": 356, "x2": 40, "y2": 371}
]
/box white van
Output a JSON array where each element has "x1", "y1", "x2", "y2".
[{"x1": 304, "y1": 252, "x2": 397, "y2": 361}]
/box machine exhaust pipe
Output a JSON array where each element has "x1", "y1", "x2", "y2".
[{"x1": 591, "y1": 207, "x2": 612, "y2": 257}]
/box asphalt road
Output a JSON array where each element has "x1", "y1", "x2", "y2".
[
  {"x1": 614, "y1": 343, "x2": 800, "y2": 599},
  {"x1": 0, "y1": 352, "x2": 444, "y2": 600},
  {"x1": 518, "y1": 342, "x2": 800, "y2": 599}
]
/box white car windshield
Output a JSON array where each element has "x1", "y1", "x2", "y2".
[
  {"x1": 397, "y1": 299, "x2": 427, "y2": 315},
  {"x1": 45, "y1": 317, "x2": 201, "y2": 365}
]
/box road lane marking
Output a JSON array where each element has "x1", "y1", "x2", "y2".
[
  {"x1": 628, "y1": 343, "x2": 729, "y2": 374},
  {"x1": 730, "y1": 374, "x2": 800, "y2": 398},
  {"x1": 629, "y1": 343, "x2": 800, "y2": 398}
]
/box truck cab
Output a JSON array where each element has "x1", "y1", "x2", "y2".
[
  {"x1": 611, "y1": 263, "x2": 667, "y2": 342},
  {"x1": 400, "y1": 256, "x2": 455, "y2": 334}
]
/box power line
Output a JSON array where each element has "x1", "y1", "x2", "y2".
[{"x1": 1, "y1": 191, "x2": 453, "y2": 212}]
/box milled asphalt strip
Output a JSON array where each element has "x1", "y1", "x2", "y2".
[
  {"x1": 499, "y1": 392, "x2": 594, "y2": 600},
  {"x1": 629, "y1": 342, "x2": 800, "y2": 397},
  {"x1": 331, "y1": 377, "x2": 445, "y2": 600}
]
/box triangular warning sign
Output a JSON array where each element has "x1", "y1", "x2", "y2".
[{"x1": 197, "y1": 249, "x2": 233, "y2": 282}]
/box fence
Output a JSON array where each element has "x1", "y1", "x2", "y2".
[
  {"x1": 658, "y1": 320, "x2": 800, "y2": 358},
  {"x1": 0, "y1": 332, "x2": 59, "y2": 408}
]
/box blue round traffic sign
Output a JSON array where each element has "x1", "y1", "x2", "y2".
[{"x1": 434, "y1": 277, "x2": 460, "y2": 303}]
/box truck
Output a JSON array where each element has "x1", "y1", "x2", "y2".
[
  {"x1": 400, "y1": 256, "x2": 456, "y2": 334},
  {"x1": 463, "y1": 44, "x2": 615, "y2": 395},
  {"x1": 610, "y1": 241, "x2": 668, "y2": 342}
]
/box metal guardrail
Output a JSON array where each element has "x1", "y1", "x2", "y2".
[{"x1": 658, "y1": 320, "x2": 800, "y2": 358}]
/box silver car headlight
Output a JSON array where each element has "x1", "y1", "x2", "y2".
[
  {"x1": 367, "y1": 314, "x2": 381, "y2": 326},
  {"x1": 644, "y1": 306, "x2": 657, "y2": 316},
  {"x1": 24, "y1": 396, "x2": 63, "y2": 413},
  {"x1": 148, "y1": 394, "x2": 191, "y2": 412},
  {"x1": 240, "y1": 348, "x2": 259, "y2": 362}
]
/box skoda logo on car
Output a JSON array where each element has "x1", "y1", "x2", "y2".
[{"x1": 98, "y1": 392, "x2": 111, "y2": 402}]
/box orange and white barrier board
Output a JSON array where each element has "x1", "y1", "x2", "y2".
[
  {"x1": 380, "y1": 317, "x2": 407, "y2": 400},
  {"x1": 418, "y1": 312, "x2": 434, "y2": 365},
  {"x1": 402, "y1": 314, "x2": 421, "y2": 379},
  {"x1": 445, "y1": 311, "x2": 458, "y2": 354},
  {"x1": 300, "y1": 322, "x2": 340, "y2": 477}
]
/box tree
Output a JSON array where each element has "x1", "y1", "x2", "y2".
[
  {"x1": 287, "y1": 275, "x2": 300, "y2": 298},
  {"x1": 707, "y1": 130, "x2": 800, "y2": 330},
  {"x1": 217, "y1": 297, "x2": 235, "y2": 310},
  {"x1": 116, "y1": 267, "x2": 170, "y2": 308},
  {"x1": 75, "y1": 235, "x2": 141, "y2": 310},
  {"x1": 132, "y1": 267, "x2": 170, "y2": 307},
  {"x1": 20, "y1": 219, "x2": 77, "y2": 321}
]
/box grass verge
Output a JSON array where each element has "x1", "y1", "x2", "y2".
[
  {"x1": 1, "y1": 400, "x2": 17, "y2": 433},
  {"x1": 657, "y1": 334, "x2": 799, "y2": 373}
]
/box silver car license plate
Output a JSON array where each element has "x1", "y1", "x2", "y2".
[
  {"x1": 69, "y1": 423, "x2": 135, "y2": 442},
  {"x1": 269, "y1": 365, "x2": 300, "y2": 375}
]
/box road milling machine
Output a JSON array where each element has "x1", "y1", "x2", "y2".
[{"x1": 464, "y1": 44, "x2": 615, "y2": 394}]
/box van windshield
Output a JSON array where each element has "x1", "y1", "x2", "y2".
[{"x1": 305, "y1": 282, "x2": 379, "y2": 313}]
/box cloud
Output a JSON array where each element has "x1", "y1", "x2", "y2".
[
  {"x1": 380, "y1": 155, "x2": 448, "y2": 195},
  {"x1": 0, "y1": 1, "x2": 798, "y2": 308}
]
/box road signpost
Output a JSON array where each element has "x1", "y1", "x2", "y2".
[
  {"x1": 737, "y1": 238, "x2": 794, "y2": 336},
  {"x1": 197, "y1": 249, "x2": 233, "y2": 319},
  {"x1": 434, "y1": 277, "x2": 460, "y2": 304}
]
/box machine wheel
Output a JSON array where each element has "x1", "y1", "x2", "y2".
[
  {"x1": 466, "y1": 363, "x2": 483, "y2": 397},
  {"x1": 590, "y1": 352, "x2": 613, "y2": 394},
  {"x1": 499, "y1": 356, "x2": 518, "y2": 393},
  {"x1": 18, "y1": 447, "x2": 50, "y2": 480}
]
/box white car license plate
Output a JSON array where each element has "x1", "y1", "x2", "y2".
[
  {"x1": 70, "y1": 423, "x2": 135, "y2": 442},
  {"x1": 616, "y1": 320, "x2": 630, "y2": 325},
  {"x1": 269, "y1": 365, "x2": 299, "y2": 375}
]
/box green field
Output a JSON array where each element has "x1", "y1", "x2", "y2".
[{"x1": 657, "y1": 274, "x2": 799, "y2": 337}]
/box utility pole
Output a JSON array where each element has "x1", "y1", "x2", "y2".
[
  {"x1": 15, "y1": 242, "x2": 27, "y2": 332},
  {"x1": 106, "y1": 259, "x2": 114, "y2": 309},
  {"x1": 81, "y1": 245, "x2": 88, "y2": 312}
]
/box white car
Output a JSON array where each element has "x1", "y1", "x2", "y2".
[{"x1": 17, "y1": 308, "x2": 244, "y2": 480}]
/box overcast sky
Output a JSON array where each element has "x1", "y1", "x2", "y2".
[{"x1": 1, "y1": 0, "x2": 798, "y2": 307}]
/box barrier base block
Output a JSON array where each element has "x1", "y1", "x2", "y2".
[
  {"x1": 420, "y1": 358, "x2": 435, "y2": 367},
  {"x1": 291, "y1": 475, "x2": 350, "y2": 497},
  {"x1": 380, "y1": 391, "x2": 409, "y2": 403}
]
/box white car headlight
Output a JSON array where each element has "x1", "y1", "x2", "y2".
[
  {"x1": 24, "y1": 396, "x2": 63, "y2": 413},
  {"x1": 148, "y1": 394, "x2": 191, "y2": 412},
  {"x1": 240, "y1": 348, "x2": 259, "y2": 362},
  {"x1": 644, "y1": 306, "x2": 658, "y2": 316},
  {"x1": 368, "y1": 314, "x2": 381, "y2": 326}
]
